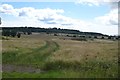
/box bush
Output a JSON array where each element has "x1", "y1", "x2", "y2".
[
  {"x1": 71, "y1": 37, "x2": 87, "y2": 41},
  {"x1": 2, "y1": 36, "x2": 10, "y2": 40},
  {"x1": 94, "y1": 36, "x2": 97, "y2": 39},
  {"x1": 89, "y1": 36, "x2": 92, "y2": 38},
  {"x1": 101, "y1": 36, "x2": 104, "y2": 39},
  {"x1": 54, "y1": 34, "x2": 58, "y2": 36},
  {"x1": 17, "y1": 33, "x2": 21, "y2": 38},
  {"x1": 73, "y1": 35, "x2": 76, "y2": 37}
]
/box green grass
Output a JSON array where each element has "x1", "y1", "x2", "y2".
[
  {"x1": 3, "y1": 65, "x2": 118, "y2": 78},
  {"x1": 3, "y1": 40, "x2": 60, "y2": 68},
  {"x1": 3, "y1": 71, "x2": 64, "y2": 78},
  {"x1": 42, "y1": 60, "x2": 118, "y2": 77},
  {"x1": 2, "y1": 57, "x2": 118, "y2": 78}
]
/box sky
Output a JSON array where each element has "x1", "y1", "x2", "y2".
[{"x1": 0, "y1": 0, "x2": 119, "y2": 35}]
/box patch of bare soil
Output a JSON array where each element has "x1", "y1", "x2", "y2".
[{"x1": 2, "y1": 64, "x2": 44, "y2": 73}]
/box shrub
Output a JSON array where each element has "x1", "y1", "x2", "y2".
[
  {"x1": 54, "y1": 33, "x2": 58, "y2": 36},
  {"x1": 71, "y1": 37, "x2": 87, "y2": 41},
  {"x1": 94, "y1": 36, "x2": 97, "y2": 39},
  {"x1": 17, "y1": 33, "x2": 21, "y2": 38},
  {"x1": 101, "y1": 36, "x2": 104, "y2": 39}
]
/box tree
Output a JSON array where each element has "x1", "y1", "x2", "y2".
[
  {"x1": 11, "y1": 30, "x2": 17, "y2": 37},
  {"x1": 94, "y1": 36, "x2": 97, "y2": 39},
  {"x1": 108, "y1": 36, "x2": 112, "y2": 39},
  {"x1": 73, "y1": 35, "x2": 76, "y2": 37},
  {"x1": 17, "y1": 33, "x2": 21, "y2": 38},
  {"x1": 89, "y1": 36, "x2": 92, "y2": 38},
  {"x1": 101, "y1": 36, "x2": 104, "y2": 39},
  {"x1": 2, "y1": 30, "x2": 10, "y2": 36},
  {"x1": 27, "y1": 30, "x2": 32, "y2": 35}
]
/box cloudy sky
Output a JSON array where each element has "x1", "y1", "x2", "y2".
[{"x1": 0, "y1": 0, "x2": 119, "y2": 35}]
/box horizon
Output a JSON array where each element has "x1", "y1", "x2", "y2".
[
  {"x1": 0, "y1": 1, "x2": 118, "y2": 35},
  {"x1": 1, "y1": 26, "x2": 118, "y2": 36}
]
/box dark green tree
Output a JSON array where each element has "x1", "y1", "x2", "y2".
[
  {"x1": 17, "y1": 33, "x2": 21, "y2": 38},
  {"x1": 11, "y1": 30, "x2": 17, "y2": 37},
  {"x1": 101, "y1": 36, "x2": 104, "y2": 39},
  {"x1": 94, "y1": 36, "x2": 97, "y2": 39},
  {"x1": 2, "y1": 30, "x2": 10, "y2": 36}
]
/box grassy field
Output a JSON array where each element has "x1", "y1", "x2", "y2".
[{"x1": 2, "y1": 33, "x2": 118, "y2": 78}]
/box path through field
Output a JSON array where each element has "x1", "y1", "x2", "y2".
[{"x1": 2, "y1": 40, "x2": 59, "y2": 73}]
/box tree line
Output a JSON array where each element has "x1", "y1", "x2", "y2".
[
  {"x1": 2, "y1": 27, "x2": 107, "y2": 36},
  {"x1": 1, "y1": 27, "x2": 119, "y2": 40},
  {"x1": 2, "y1": 27, "x2": 32, "y2": 38},
  {"x1": 2, "y1": 29, "x2": 21, "y2": 38}
]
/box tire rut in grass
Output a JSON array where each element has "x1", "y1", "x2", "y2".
[
  {"x1": 20, "y1": 40, "x2": 59, "y2": 64},
  {"x1": 2, "y1": 40, "x2": 60, "y2": 73}
]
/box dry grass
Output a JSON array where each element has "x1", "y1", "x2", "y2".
[
  {"x1": 2, "y1": 34, "x2": 46, "y2": 52},
  {"x1": 50, "y1": 39, "x2": 118, "y2": 62},
  {"x1": 2, "y1": 33, "x2": 118, "y2": 65}
]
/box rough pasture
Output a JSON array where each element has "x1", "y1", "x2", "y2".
[{"x1": 2, "y1": 33, "x2": 118, "y2": 78}]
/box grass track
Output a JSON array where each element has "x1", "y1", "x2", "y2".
[{"x1": 3, "y1": 40, "x2": 60, "y2": 69}]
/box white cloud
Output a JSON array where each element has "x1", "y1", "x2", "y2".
[
  {"x1": 76, "y1": 0, "x2": 120, "y2": 6},
  {"x1": 0, "y1": 4, "x2": 74, "y2": 26},
  {"x1": 95, "y1": 9, "x2": 118, "y2": 25},
  {"x1": 76, "y1": 0, "x2": 102, "y2": 6},
  {"x1": 0, "y1": 4, "x2": 14, "y2": 14},
  {"x1": 0, "y1": 4, "x2": 118, "y2": 35}
]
